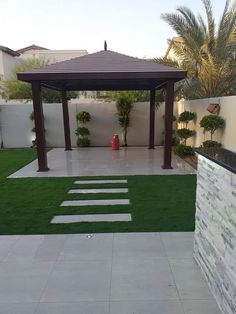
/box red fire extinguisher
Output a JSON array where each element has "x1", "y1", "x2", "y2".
[{"x1": 112, "y1": 134, "x2": 120, "y2": 150}]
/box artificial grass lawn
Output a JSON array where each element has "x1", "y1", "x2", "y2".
[{"x1": 0, "y1": 149, "x2": 196, "y2": 234}]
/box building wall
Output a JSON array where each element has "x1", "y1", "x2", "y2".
[
  {"x1": 1, "y1": 96, "x2": 235, "y2": 150},
  {"x1": 0, "y1": 103, "x2": 33, "y2": 147},
  {"x1": 194, "y1": 154, "x2": 236, "y2": 314},
  {"x1": 19, "y1": 49, "x2": 88, "y2": 63},
  {"x1": 2, "y1": 52, "x2": 22, "y2": 80},
  {"x1": 0, "y1": 100, "x2": 170, "y2": 148},
  {"x1": 0, "y1": 51, "x2": 4, "y2": 80},
  {"x1": 179, "y1": 96, "x2": 236, "y2": 153},
  {"x1": 0, "y1": 51, "x2": 22, "y2": 80},
  {"x1": 0, "y1": 48, "x2": 88, "y2": 82}
]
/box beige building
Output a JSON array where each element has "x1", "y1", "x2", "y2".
[
  {"x1": 165, "y1": 36, "x2": 184, "y2": 63},
  {"x1": 0, "y1": 44, "x2": 88, "y2": 81},
  {"x1": 0, "y1": 46, "x2": 21, "y2": 80},
  {"x1": 17, "y1": 44, "x2": 88, "y2": 64}
]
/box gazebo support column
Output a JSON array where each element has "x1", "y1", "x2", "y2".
[
  {"x1": 148, "y1": 88, "x2": 156, "y2": 149},
  {"x1": 162, "y1": 80, "x2": 175, "y2": 169},
  {"x1": 61, "y1": 90, "x2": 72, "y2": 151},
  {"x1": 32, "y1": 82, "x2": 49, "y2": 172}
]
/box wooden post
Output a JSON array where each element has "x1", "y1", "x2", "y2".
[
  {"x1": 61, "y1": 90, "x2": 72, "y2": 151},
  {"x1": 162, "y1": 80, "x2": 175, "y2": 169},
  {"x1": 32, "y1": 82, "x2": 49, "y2": 171},
  {"x1": 149, "y1": 88, "x2": 156, "y2": 149}
]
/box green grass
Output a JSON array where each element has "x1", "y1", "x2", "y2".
[{"x1": 0, "y1": 149, "x2": 196, "y2": 234}]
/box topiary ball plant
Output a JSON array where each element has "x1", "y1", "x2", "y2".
[
  {"x1": 200, "y1": 115, "x2": 225, "y2": 141},
  {"x1": 178, "y1": 111, "x2": 196, "y2": 127},
  {"x1": 176, "y1": 128, "x2": 195, "y2": 144},
  {"x1": 77, "y1": 137, "x2": 90, "y2": 147},
  {"x1": 29, "y1": 111, "x2": 35, "y2": 121},
  {"x1": 75, "y1": 127, "x2": 90, "y2": 137},
  {"x1": 202, "y1": 140, "x2": 221, "y2": 148},
  {"x1": 175, "y1": 144, "x2": 194, "y2": 157},
  {"x1": 75, "y1": 111, "x2": 91, "y2": 147},
  {"x1": 76, "y1": 111, "x2": 91, "y2": 124}
]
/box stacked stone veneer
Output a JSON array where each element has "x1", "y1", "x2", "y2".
[{"x1": 194, "y1": 154, "x2": 236, "y2": 314}]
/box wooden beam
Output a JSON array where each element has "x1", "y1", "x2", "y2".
[
  {"x1": 148, "y1": 89, "x2": 156, "y2": 149},
  {"x1": 32, "y1": 82, "x2": 49, "y2": 172},
  {"x1": 162, "y1": 80, "x2": 175, "y2": 169},
  {"x1": 61, "y1": 90, "x2": 72, "y2": 151}
]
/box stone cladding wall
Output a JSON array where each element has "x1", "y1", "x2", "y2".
[{"x1": 194, "y1": 155, "x2": 236, "y2": 314}]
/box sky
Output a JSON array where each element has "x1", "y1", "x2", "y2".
[{"x1": 0, "y1": 0, "x2": 229, "y2": 58}]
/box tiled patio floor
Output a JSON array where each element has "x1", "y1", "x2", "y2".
[
  {"x1": 0, "y1": 232, "x2": 221, "y2": 314},
  {"x1": 8, "y1": 147, "x2": 195, "y2": 178}
]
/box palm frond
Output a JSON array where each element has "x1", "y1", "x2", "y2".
[
  {"x1": 161, "y1": 0, "x2": 236, "y2": 99},
  {"x1": 161, "y1": 13, "x2": 188, "y2": 37},
  {"x1": 202, "y1": 0, "x2": 216, "y2": 50}
]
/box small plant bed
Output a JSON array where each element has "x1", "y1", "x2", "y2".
[{"x1": 0, "y1": 149, "x2": 196, "y2": 234}]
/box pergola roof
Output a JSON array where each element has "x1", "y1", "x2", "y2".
[{"x1": 17, "y1": 50, "x2": 186, "y2": 91}]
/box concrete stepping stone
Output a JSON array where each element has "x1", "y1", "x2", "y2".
[
  {"x1": 60, "y1": 199, "x2": 130, "y2": 206},
  {"x1": 51, "y1": 213, "x2": 132, "y2": 223},
  {"x1": 74, "y1": 180, "x2": 127, "y2": 184},
  {"x1": 68, "y1": 188, "x2": 128, "y2": 194}
]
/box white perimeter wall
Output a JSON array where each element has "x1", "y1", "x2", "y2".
[
  {"x1": 178, "y1": 95, "x2": 236, "y2": 153},
  {"x1": 1, "y1": 95, "x2": 235, "y2": 151},
  {"x1": 0, "y1": 100, "x2": 171, "y2": 148}
]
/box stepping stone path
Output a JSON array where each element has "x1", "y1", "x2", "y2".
[
  {"x1": 51, "y1": 214, "x2": 132, "y2": 223},
  {"x1": 68, "y1": 188, "x2": 128, "y2": 194},
  {"x1": 51, "y1": 179, "x2": 131, "y2": 224},
  {"x1": 74, "y1": 179, "x2": 127, "y2": 184},
  {"x1": 61, "y1": 199, "x2": 130, "y2": 206}
]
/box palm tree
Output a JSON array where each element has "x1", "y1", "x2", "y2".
[{"x1": 156, "y1": 0, "x2": 236, "y2": 99}]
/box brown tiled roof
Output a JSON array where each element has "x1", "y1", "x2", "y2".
[
  {"x1": 0, "y1": 46, "x2": 19, "y2": 57},
  {"x1": 17, "y1": 44, "x2": 49, "y2": 54}
]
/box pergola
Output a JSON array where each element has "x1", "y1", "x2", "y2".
[{"x1": 17, "y1": 49, "x2": 186, "y2": 172}]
